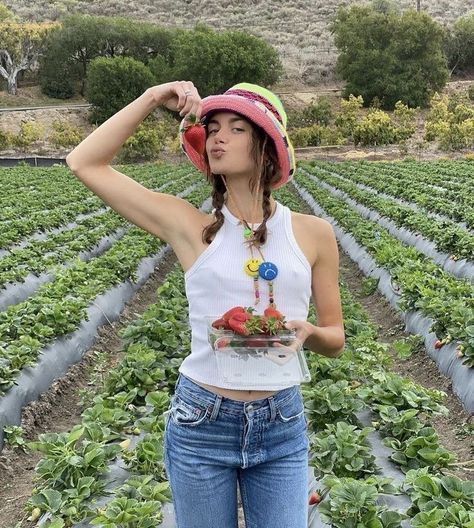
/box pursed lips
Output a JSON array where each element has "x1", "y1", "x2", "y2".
[{"x1": 210, "y1": 148, "x2": 226, "y2": 157}]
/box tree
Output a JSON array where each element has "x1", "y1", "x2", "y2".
[
  {"x1": 0, "y1": 21, "x2": 58, "y2": 95},
  {"x1": 331, "y1": 5, "x2": 449, "y2": 109},
  {"x1": 38, "y1": 14, "x2": 173, "y2": 97},
  {"x1": 168, "y1": 25, "x2": 283, "y2": 96},
  {"x1": 86, "y1": 56, "x2": 155, "y2": 124},
  {"x1": 445, "y1": 13, "x2": 474, "y2": 74}
]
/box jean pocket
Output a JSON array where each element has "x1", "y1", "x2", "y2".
[
  {"x1": 275, "y1": 392, "x2": 305, "y2": 423},
  {"x1": 170, "y1": 393, "x2": 209, "y2": 427}
]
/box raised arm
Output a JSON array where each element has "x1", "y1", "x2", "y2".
[{"x1": 65, "y1": 81, "x2": 203, "y2": 243}]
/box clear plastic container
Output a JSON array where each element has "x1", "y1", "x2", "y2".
[{"x1": 206, "y1": 316, "x2": 311, "y2": 387}]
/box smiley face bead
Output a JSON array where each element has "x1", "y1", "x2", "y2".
[{"x1": 244, "y1": 258, "x2": 262, "y2": 277}]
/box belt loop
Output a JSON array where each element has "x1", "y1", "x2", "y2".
[
  {"x1": 209, "y1": 394, "x2": 222, "y2": 422},
  {"x1": 268, "y1": 396, "x2": 276, "y2": 422}
]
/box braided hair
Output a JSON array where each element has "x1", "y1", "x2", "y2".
[{"x1": 202, "y1": 114, "x2": 281, "y2": 247}]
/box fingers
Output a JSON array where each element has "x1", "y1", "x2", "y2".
[{"x1": 177, "y1": 81, "x2": 202, "y2": 121}]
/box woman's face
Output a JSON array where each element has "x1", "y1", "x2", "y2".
[{"x1": 205, "y1": 111, "x2": 256, "y2": 179}]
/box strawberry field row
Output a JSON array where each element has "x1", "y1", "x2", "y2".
[
  {"x1": 301, "y1": 163, "x2": 474, "y2": 262},
  {"x1": 0, "y1": 183, "x2": 209, "y2": 398},
  {"x1": 373, "y1": 160, "x2": 474, "y2": 188},
  {"x1": 312, "y1": 160, "x2": 474, "y2": 229},
  {"x1": 293, "y1": 170, "x2": 474, "y2": 371},
  {"x1": 0, "y1": 164, "x2": 193, "y2": 248},
  {"x1": 0, "y1": 172, "x2": 197, "y2": 292}
]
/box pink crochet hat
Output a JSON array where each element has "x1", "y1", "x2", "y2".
[{"x1": 179, "y1": 82, "x2": 296, "y2": 190}]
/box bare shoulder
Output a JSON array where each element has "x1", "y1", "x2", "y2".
[{"x1": 291, "y1": 211, "x2": 335, "y2": 241}]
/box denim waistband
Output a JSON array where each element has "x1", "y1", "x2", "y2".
[{"x1": 175, "y1": 373, "x2": 300, "y2": 414}]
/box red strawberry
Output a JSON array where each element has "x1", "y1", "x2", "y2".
[
  {"x1": 228, "y1": 317, "x2": 250, "y2": 336},
  {"x1": 216, "y1": 337, "x2": 232, "y2": 349},
  {"x1": 264, "y1": 307, "x2": 284, "y2": 321},
  {"x1": 212, "y1": 318, "x2": 228, "y2": 330},
  {"x1": 222, "y1": 306, "x2": 246, "y2": 323},
  {"x1": 434, "y1": 339, "x2": 443, "y2": 349},
  {"x1": 308, "y1": 491, "x2": 322, "y2": 505},
  {"x1": 182, "y1": 114, "x2": 206, "y2": 155},
  {"x1": 231, "y1": 312, "x2": 252, "y2": 323}
]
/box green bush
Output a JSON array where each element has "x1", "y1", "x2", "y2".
[
  {"x1": 86, "y1": 56, "x2": 155, "y2": 124},
  {"x1": 469, "y1": 84, "x2": 474, "y2": 102},
  {"x1": 0, "y1": 129, "x2": 14, "y2": 149},
  {"x1": 353, "y1": 109, "x2": 398, "y2": 146},
  {"x1": 393, "y1": 101, "x2": 416, "y2": 140},
  {"x1": 334, "y1": 94, "x2": 364, "y2": 138},
  {"x1": 424, "y1": 92, "x2": 474, "y2": 149},
  {"x1": 288, "y1": 97, "x2": 333, "y2": 128},
  {"x1": 12, "y1": 122, "x2": 45, "y2": 148},
  {"x1": 289, "y1": 124, "x2": 345, "y2": 147},
  {"x1": 116, "y1": 113, "x2": 178, "y2": 163},
  {"x1": 49, "y1": 121, "x2": 84, "y2": 148},
  {"x1": 168, "y1": 25, "x2": 283, "y2": 96},
  {"x1": 38, "y1": 25, "x2": 78, "y2": 99},
  {"x1": 331, "y1": 5, "x2": 449, "y2": 109}
]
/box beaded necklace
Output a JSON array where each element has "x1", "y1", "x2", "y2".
[{"x1": 221, "y1": 174, "x2": 278, "y2": 309}]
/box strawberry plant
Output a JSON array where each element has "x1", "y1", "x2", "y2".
[
  {"x1": 385, "y1": 427, "x2": 456, "y2": 472},
  {"x1": 318, "y1": 475, "x2": 407, "y2": 528},
  {"x1": 304, "y1": 379, "x2": 366, "y2": 430},
  {"x1": 122, "y1": 433, "x2": 167, "y2": 479},
  {"x1": 310, "y1": 422, "x2": 378, "y2": 478}
]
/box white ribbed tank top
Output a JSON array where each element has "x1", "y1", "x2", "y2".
[{"x1": 179, "y1": 200, "x2": 312, "y2": 390}]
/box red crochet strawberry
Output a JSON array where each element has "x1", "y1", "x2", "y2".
[{"x1": 181, "y1": 114, "x2": 206, "y2": 155}]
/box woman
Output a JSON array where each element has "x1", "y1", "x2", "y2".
[{"x1": 66, "y1": 80, "x2": 345, "y2": 527}]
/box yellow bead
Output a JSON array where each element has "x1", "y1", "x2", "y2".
[{"x1": 244, "y1": 258, "x2": 262, "y2": 277}]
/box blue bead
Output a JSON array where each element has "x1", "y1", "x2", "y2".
[{"x1": 259, "y1": 261, "x2": 278, "y2": 281}]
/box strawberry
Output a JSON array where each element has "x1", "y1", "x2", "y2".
[
  {"x1": 308, "y1": 491, "x2": 322, "y2": 505},
  {"x1": 216, "y1": 337, "x2": 232, "y2": 349},
  {"x1": 231, "y1": 312, "x2": 252, "y2": 323},
  {"x1": 222, "y1": 306, "x2": 246, "y2": 323},
  {"x1": 181, "y1": 114, "x2": 206, "y2": 155},
  {"x1": 212, "y1": 317, "x2": 228, "y2": 330},
  {"x1": 228, "y1": 317, "x2": 250, "y2": 336},
  {"x1": 434, "y1": 339, "x2": 444, "y2": 349},
  {"x1": 264, "y1": 307, "x2": 284, "y2": 320}
]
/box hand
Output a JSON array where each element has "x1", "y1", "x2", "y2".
[
  {"x1": 147, "y1": 80, "x2": 203, "y2": 121},
  {"x1": 279, "y1": 319, "x2": 314, "y2": 352}
]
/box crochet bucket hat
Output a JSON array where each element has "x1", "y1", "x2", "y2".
[{"x1": 179, "y1": 82, "x2": 296, "y2": 190}]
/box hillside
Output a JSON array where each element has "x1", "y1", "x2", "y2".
[{"x1": 5, "y1": 0, "x2": 474, "y2": 85}]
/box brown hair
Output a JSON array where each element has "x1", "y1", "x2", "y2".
[{"x1": 202, "y1": 113, "x2": 281, "y2": 247}]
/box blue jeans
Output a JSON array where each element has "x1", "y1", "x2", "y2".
[{"x1": 164, "y1": 373, "x2": 310, "y2": 528}]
